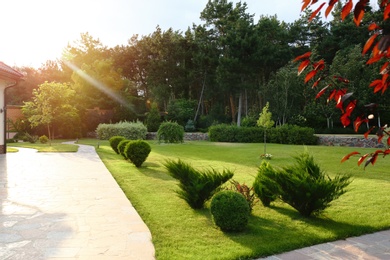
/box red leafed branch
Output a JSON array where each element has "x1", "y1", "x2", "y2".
[{"x1": 299, "y1": 0, "x2": 390, "y2": 168}]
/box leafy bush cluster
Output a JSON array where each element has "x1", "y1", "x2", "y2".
[
  {"x1": 157, "y1": 121, "x2": 184, "y2": 143},
  {"x1": 164, "y1": 159, "x2": 233, "y2": 209},
  {"x1": 253, "y1": 153, "x2": 352, "y2": 217},
  {"x1": 146, "y1": 102, "x2": 161, "y2": 132},
  {"x1": 96, "y1": 121, "x2": 147, "y2": 140},
  {"x1": 209, "y1": 124, "x2": 318, "y2": 145},
  {"x1": 39, "y1": 135, "x2": 49, "y2": 144},
  {"x1": 109, "y1": 136, "x2": 151, "y2": 167},
  {"x1": 210, "y1": 190, "x2": 250, "y2": 232}
]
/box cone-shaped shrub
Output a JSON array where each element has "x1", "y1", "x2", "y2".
[
  {"x1": 124, "y1": 140, "x2": 151, "y2": 167},
  {"x1": 109, "y1": 136, "x2": 125, "y2": 154},
  {"x1": 117, "y1": 139, "x2": 131, "y2": 159},
  {"x1": 253, "y1": 161, "x2": 280, "y2": 207},
  {"x1": 164, "y1": 159, "x2": 234, "y2": 209}
]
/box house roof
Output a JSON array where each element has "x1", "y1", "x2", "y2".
[{"x1": 0, "y1": 62, "x2": 23, "y2": 81}]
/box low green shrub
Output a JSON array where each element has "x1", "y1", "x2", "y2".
[
  {"x1": 39, "y1": 135, "x2": 49, "y2": 144},
  {"x1": 157, "y1": 121, "x2": 184, "y2": 143},
  {"x1": 109, "y1": 136, "x2": 125, "y2": 154},
  {"x1": 117, "y1": 139, "x2": 131, "y2": 159},
  {"x1": 164, "y1": 159, "x2": 234, "y2": 209},
  {"x1": 146, "y1": 103, "x2": 161, "y2": 132},
  {"x1": 227, "y1": 180, "x2": 257, "y2": 211},
  {"x1": 256, "y1": 153, "x2": 352, "y2": 217},
  {"x1": 253, "y1": 161, "x2": 280, "y2": 207},
  {"x1": 210, "y1": 190, "x2": 250, "y2": 232},
  {"x1": 185, "y1": 119, "x2": 196, "y2": 132},
  {"x1": 96, "y1": 121, "x2": 147, "y2": 140},
  {"x1": 124, "y1": 140, "x2": 151, "y2": 167},
  {"x1": 6, "y1": 138, "x2": 16, "y2": 143},
  {"x1": 209, "y1": 124, "x2": 318, "y2": 145},
  {"x1": 24, "y1": 132, "x2": 38, "y2": 143}
]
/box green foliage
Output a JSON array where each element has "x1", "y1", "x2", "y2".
[
  {"x1": 210, "y1": 190, "x2": 250, "y2": 232},
  {"x1": 184, "y1": 119, "x2": 196, "y2": 132},
  {"x1": 258, "y1": 153, "x2": 352, "y2": 217},
  {"x1": 253, "y1": 161, "x2": 280, "y2": 207},
  {"x1": 39, "y1": 135, "x2": 49, "y2": 144},
  {"x1": 257, "y1": 102, "x2": 275, "y2": 129},
  {"x1": 146, "y1": 102, "x2": 161, "y2": 132},
  {"x1": 117, "y1": 139, "x2": 131, "y2": 159},
  {"x1": 227, "y1": 180, "x2": 257, "y2": 211},
  {"x1": 24, "y1": 132, "x2": 38, "y2": 143},
  {"x1": 124, "y1": 140, "x2": 151, "y2": 167},
  {"x1": 157, "y1": 121, "x2": 184, "y2": 143},
  {"x1": 208, "y1": 124, "x2": 317, "y2": 145},
  {"x1": 164, "y1": 159, "x2": 234, "y2": 209},
  {"x1": 109, "y1": 136, "x2": 125, "y2": 154},
  {"x1": 166, "y1": 98, "x2": 197, "y2": 126},
  {"x1": 96, "y1": 121, "x2": 147, "y2": 140}
]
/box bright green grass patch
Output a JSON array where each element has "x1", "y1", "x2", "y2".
[
  {"x1": 9, "y1": 140, "x2": 78, "y2": 152},
  {"x1": 6, "y1": 147, "x2": 18, "y2": 153},
  {"x1": 79, "y1": 139, "x2": 390, "y2": 259}
]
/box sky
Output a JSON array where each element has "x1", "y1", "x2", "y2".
[{"x1": 0, "y1": 0, "x2": 317, "y2": 68}]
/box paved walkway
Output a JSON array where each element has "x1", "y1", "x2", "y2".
[
  {"x1": 260, "y1": 229, "x2": 390, "y2": 259},
  {"x1": 0, "y1": 144, "x2": 155, "y2": 259}
]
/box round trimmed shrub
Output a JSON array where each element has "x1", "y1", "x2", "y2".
[
  {"x1": 124, "y1": 140, "x2": 151, "y2": 167},
  {"x1": 210, "y1": 190, "x2": 250, "y2": 232},
  {"x1": 117, "y1": 139, "x2": 131, "y2": 159},
  {"x1": 109, "y1": 136, "x2": 125, "y2": 154},
  {"x1": 157, "y1": 121, "x2": 184, "y2": 143},
  {"x1": 39, "y1": 135, "x2": 49, "y2": 144}
]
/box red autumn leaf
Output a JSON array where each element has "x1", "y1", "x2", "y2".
[
  {"x1": 325, "y1": 0, "x2": 338, "y2": 18},
  {"x1": 340, "y1": 112, "x2": 351, "y2": 127},
  {"x1": 354, "y1": 116, "x2": 368, "y2": 132},
  {"x1": 367, "y1": 53, "x2": 384, "y2": 64},
  {"x1": 370, "y1": 153, "x2": 379, "y2": 166},
  {"x1": 341, "y1": 151, "x2": 360, "y2": 163},
  {"x1": 354, "y1": 0, "x2": 368, "y2": 26},
  {"x1": 385, "y1": 4, "x2": 390, "y2": 19},
  {"x1": 358, "y1": 153, "x2": 369, "y2": 166},
  {"x1": 380, "y1": 62, "x2": 389, "y2": 74},
  {"x1": 342, "y1": 0, "x2": 353, "y2": 21},
  {"x1": 312, "y1": 77, "x2": 322, "y2": 88},
  {"x1": 384, "y1": 148, "x2": 390, "y2": 155},
  {"x1": 315, "y1": 85, "x2": 329, "y2": 99},
  {"x1": 334, "y1": 75, "x2": 350, "y2": 83},
  {"x1": 305, "y1": 70, "x2": 317, "y2": 83},
  {"x1": 363, "y1": 34, "x2": 378, "y2": 55},
  {"x1": 327, "y1": 88, "x2": 336, "y2": 102},
  {"x1": 313, "y1": 59, "x2": 325, "y2": 70},
  {"x1": 294, "y1": 51, "x2": 311, "y2": 62},
  {"x1": 368, "y1": 23, "x2": 381, "y2": 31},
  {"x1": 301, "y1": 0, "x2": 311, "y2": 12},
  {"x1": 364, "y1": 126, "x2": 376, "y2": 139},
  {"x1": 298, "y1": 60, "x2": 310, "y2": 75},
  {"x1": 309, "y1": 3, "x2": 326, "y2": 22}
]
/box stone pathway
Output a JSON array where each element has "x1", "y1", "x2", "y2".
[{"x1": 0, "y1": 144, "x2": 155, "y2": 259}]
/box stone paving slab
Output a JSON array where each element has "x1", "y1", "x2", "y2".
[
  {"x1": 260, "y1": 229, "x2": 390, "y2": 260},
  {"x1": 0, "y1": 144, "x2": 155, "y2": 259}
]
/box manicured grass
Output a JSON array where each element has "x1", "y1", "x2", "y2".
[
  {"x1": 80, "y1": 140, "x2": 390, "y2": 259},
  {"x1": 9, "y1": 140, "x2": 78, "y2": 152},
  {"x1": 6, "y1": 147, "x2": 18, "y2": 153}
]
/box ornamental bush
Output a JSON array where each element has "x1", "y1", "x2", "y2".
[
  {"x1": 39, "y1": 135, "x2": 49, "y2": 144},
  {"x1": 256, "y1": 153, "x2": 352, "y2": 217},
  {"x1": 109, "y1": 136, "x2": 125, "y2": 154},
  {"x1": 117, "y1": 139, "x2": 131, "y2": 159},
  {"x1": 124, "y1": 140, "x2": 151, "y2": 167},
  {"x1": 253, "y1": 161, "x2": 280, "y2": 207},
  {"x1": 96, "y1": 121, "x2": 147, "y2": 140},
  {"x1": 146, "y1": 102, "x2": 161, "y2": 132},
  {"x1": 157, "y1": 121, "x2": 184, "y2": 143},
  {"x1": 164, "y1": 159, "x2": 234, "y2": 209},
  {"x1": 210, "y1": 190, "x2": 250, "y2": 232}
]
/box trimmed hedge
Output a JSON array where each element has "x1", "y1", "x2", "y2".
[
  {"x1": 96, "y1": 121, "x2": 147, "y2": 140},
  {"x1": 209, "y1": 124, "x2": 318, "y2": 145}
]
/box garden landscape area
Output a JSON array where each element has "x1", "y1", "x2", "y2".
[
  {"x1": 9, "y1": 137, "x2": 390, "y2": 259},
  {"x1": 4, "y1": 0, "x2": 390, "y2": 259}
]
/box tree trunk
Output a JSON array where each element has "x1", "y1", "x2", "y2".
[
  {"x1": 237, "y1": 92, "x2": 243, "y2": 127},
  {"x1": 230, "y1": 94, "x2": 236, "y2": 124},
  {"x1": 47, "y1": 124, "x2": 52, "y2": 146}
]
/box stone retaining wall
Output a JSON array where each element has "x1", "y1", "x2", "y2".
[{"x1": 317, "y1": 135, "x2": 384, "y2": 148}]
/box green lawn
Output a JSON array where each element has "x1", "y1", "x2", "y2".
[{"x1": 77, "y1": 139, "x2": 390, "y2": 259}]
